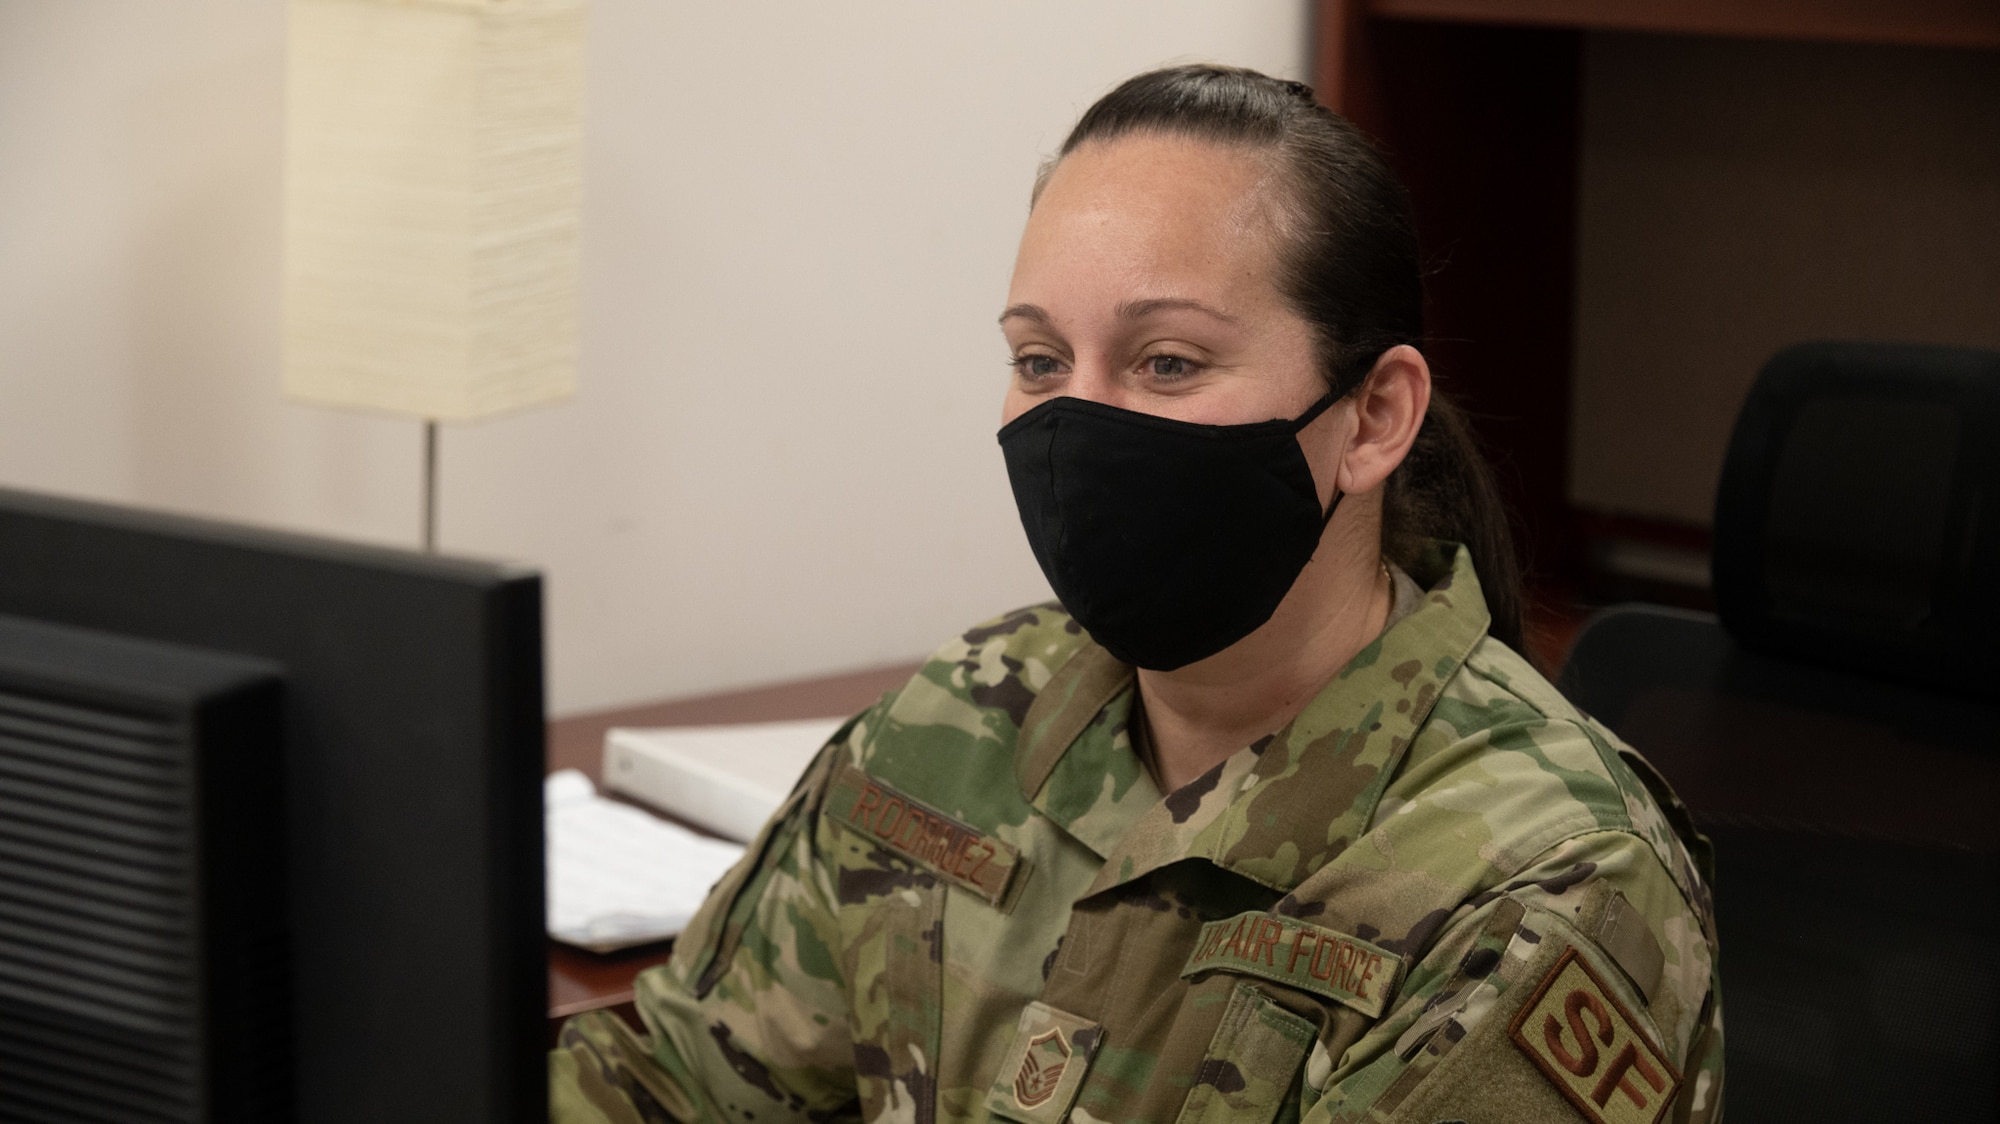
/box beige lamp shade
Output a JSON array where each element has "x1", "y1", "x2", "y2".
[{"x1": 284, "y1": 0, "x2": 585, "y2": 422}]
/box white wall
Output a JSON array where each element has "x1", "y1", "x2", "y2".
[{"x1": 0, "y1": 1, "x2": 1309, "y2": 715}]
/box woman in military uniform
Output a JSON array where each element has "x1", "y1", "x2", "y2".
[{"x1": 553, "y1": 65, "x2": 1722, "y2": 1124}]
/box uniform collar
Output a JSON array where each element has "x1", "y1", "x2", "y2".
[
  {"x1": 1018, "y1": 542, "x2": 1490, "y2": 894},
  {"x1": 1015, "y1": 643, "x2": 1160, "y2": 858}
]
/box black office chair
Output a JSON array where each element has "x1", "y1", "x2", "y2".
[{"x1": 1558, "y1": 341, "x2": 2000, "y2": 1122}]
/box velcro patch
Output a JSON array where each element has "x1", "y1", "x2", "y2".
[
  {"x1": 1509, "y1": 946, "x2": 1682, "y2": 1124},
  {"x1": 1179, "y1": 911, "x2": 1402, "y2": 1018},
  {"x1": 827, "y1": 762, "x2": 1023, "y2": 907},
  {"x1": 984, "y1": 1002, "x2": 1102, "y2": 1123}
]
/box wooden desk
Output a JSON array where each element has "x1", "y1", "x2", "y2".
[{"x1": 545, "y1": 662, "x2": 921, "y2": 1043}]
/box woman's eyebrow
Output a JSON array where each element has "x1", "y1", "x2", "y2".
[
  {"x1": 999, "y1": 299, "x2": 1239, "y2": 326},
  {"x1": 998, "y1": 303, "x2": 1052, "y2": 326},
  {"x1": 1117, "y1": 297, "x2": 1238, "y2": 324}
]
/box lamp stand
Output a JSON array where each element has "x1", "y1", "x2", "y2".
[{"x1": 422, "y1": 419, "x2": 439, "y2": 553}]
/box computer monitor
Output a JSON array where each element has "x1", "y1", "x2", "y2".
[{"x1": 0, "y1": 487, "x2": 546, "y2": 1123}]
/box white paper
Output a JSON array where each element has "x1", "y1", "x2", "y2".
[{"x1": 544, "y1": 768, "x2": 746, "y2": 952}]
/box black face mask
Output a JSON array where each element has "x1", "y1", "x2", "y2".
[{"x1": 997, "y1": 390, "x2": 1343, "y2": 671}]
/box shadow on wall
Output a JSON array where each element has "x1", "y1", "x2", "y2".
[
  {"x1": 124, "y1": 46, "x2": 286, "y2": 518},
  {"x1": 122, "y1": 42, "x2": 421, "y2": 542}
]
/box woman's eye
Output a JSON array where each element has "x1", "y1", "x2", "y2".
[
  {"x1": 1014, "y1": 354, "x2": 1062, "y2": 380},
  {"x1": 1148, "y1": 355, "x2": 1195, "y2": 379}
]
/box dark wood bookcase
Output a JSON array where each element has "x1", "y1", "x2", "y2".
[{"x1": 1313, "y1": 0, "x2": 2000, "y2": 588}]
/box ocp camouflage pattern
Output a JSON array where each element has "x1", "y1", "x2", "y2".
[{"x1": 551, "y1": 543, "x2": 1724, "y2": 1123}]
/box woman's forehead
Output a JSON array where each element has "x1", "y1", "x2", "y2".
[{"x1": 1012, "y1": 134, "x2": 1285, "y2": 310}]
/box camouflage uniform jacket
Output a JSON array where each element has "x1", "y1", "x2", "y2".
[{"x1": 552, "y1": 543, "x2": 1724, "y2": 1124}]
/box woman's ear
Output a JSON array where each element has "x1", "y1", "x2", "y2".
[{"x1": 1336, "y1": 345, "x2": 1431, "y2": 495}]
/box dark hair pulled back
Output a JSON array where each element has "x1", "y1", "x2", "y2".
[{"x1": 1044, "y1": 64, "x2": 1525, "y2": 653}]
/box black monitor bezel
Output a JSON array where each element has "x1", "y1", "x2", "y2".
[{"x1": 0, "y1": 486, "x2": 545, "y2": 1124}]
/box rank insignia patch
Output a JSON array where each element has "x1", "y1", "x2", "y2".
[
  {"x1": 1509, "y1": 947, "x2": 1682, "y2": 1124},
  {"x1": 985, "y1": 1002, "x2": 1101, "y2": 1123},
  {"x1": 1013, "y1": 1028, "x2": 1070, "y2": 1109}
]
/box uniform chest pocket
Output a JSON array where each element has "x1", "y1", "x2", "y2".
[{"x1": 1173, "y1": 981, "x2": 1317, "y2": 1124}]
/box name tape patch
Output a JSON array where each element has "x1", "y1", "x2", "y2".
[
  {"x1": 1179, "y1": 911, "x2": 1402, "y2": 1018},
  {"x1": 1508, "y1": 946, "x2": 1682, "y2": 1124},
  {"x1": 827, "y1": 763, "x2": 1022, "y2": 906}
]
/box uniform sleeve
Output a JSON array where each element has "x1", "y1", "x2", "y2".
[
  {"x1": 1300, "y1": 829, "x2": 1721, "y2": 1124},
  {"x1": 549, "y1": 730, "x2": 863, "y2": 1124}
]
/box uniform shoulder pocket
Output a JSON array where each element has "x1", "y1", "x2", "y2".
[
  {"x1": 1372, "y1": 905, "x2": 1683, "y2": 1124},
  {"x1": 677, "y1": 720, "x2": 857, "y2": 998}
]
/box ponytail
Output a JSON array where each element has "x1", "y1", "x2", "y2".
[{"x1": 1384, "y1": 392, "x2": 1526, "y2": 653}]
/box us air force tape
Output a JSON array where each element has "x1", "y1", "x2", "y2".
[
  {"x1": 827, "y1": 763, "x2": 1024, "y2": 908},
  {"x1": 1179, "y1": 910, "x2": 1404, "y2": 1018},
  {"x1": 1509, "y1": 946, "x2": 1682, "y2": 1124}
]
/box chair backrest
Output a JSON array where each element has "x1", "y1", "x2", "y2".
[
  {"x1": 1712, "y1": 341, "x2": 2000, "y2": 704},
  {"x1": 1559, "y1": 341, "x2": 2000, "y2": 1122}
]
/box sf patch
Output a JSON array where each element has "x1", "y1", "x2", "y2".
[
  {"x1": 827, "y1": 762, "x2": 1024, "y2": 907},
  {"x1": 1180, "y1": 910, "x2": 1403, "y2": 1018},
  {"x1": 1509, "y1": 946, "x2": 1682, "y2": 1124}
]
